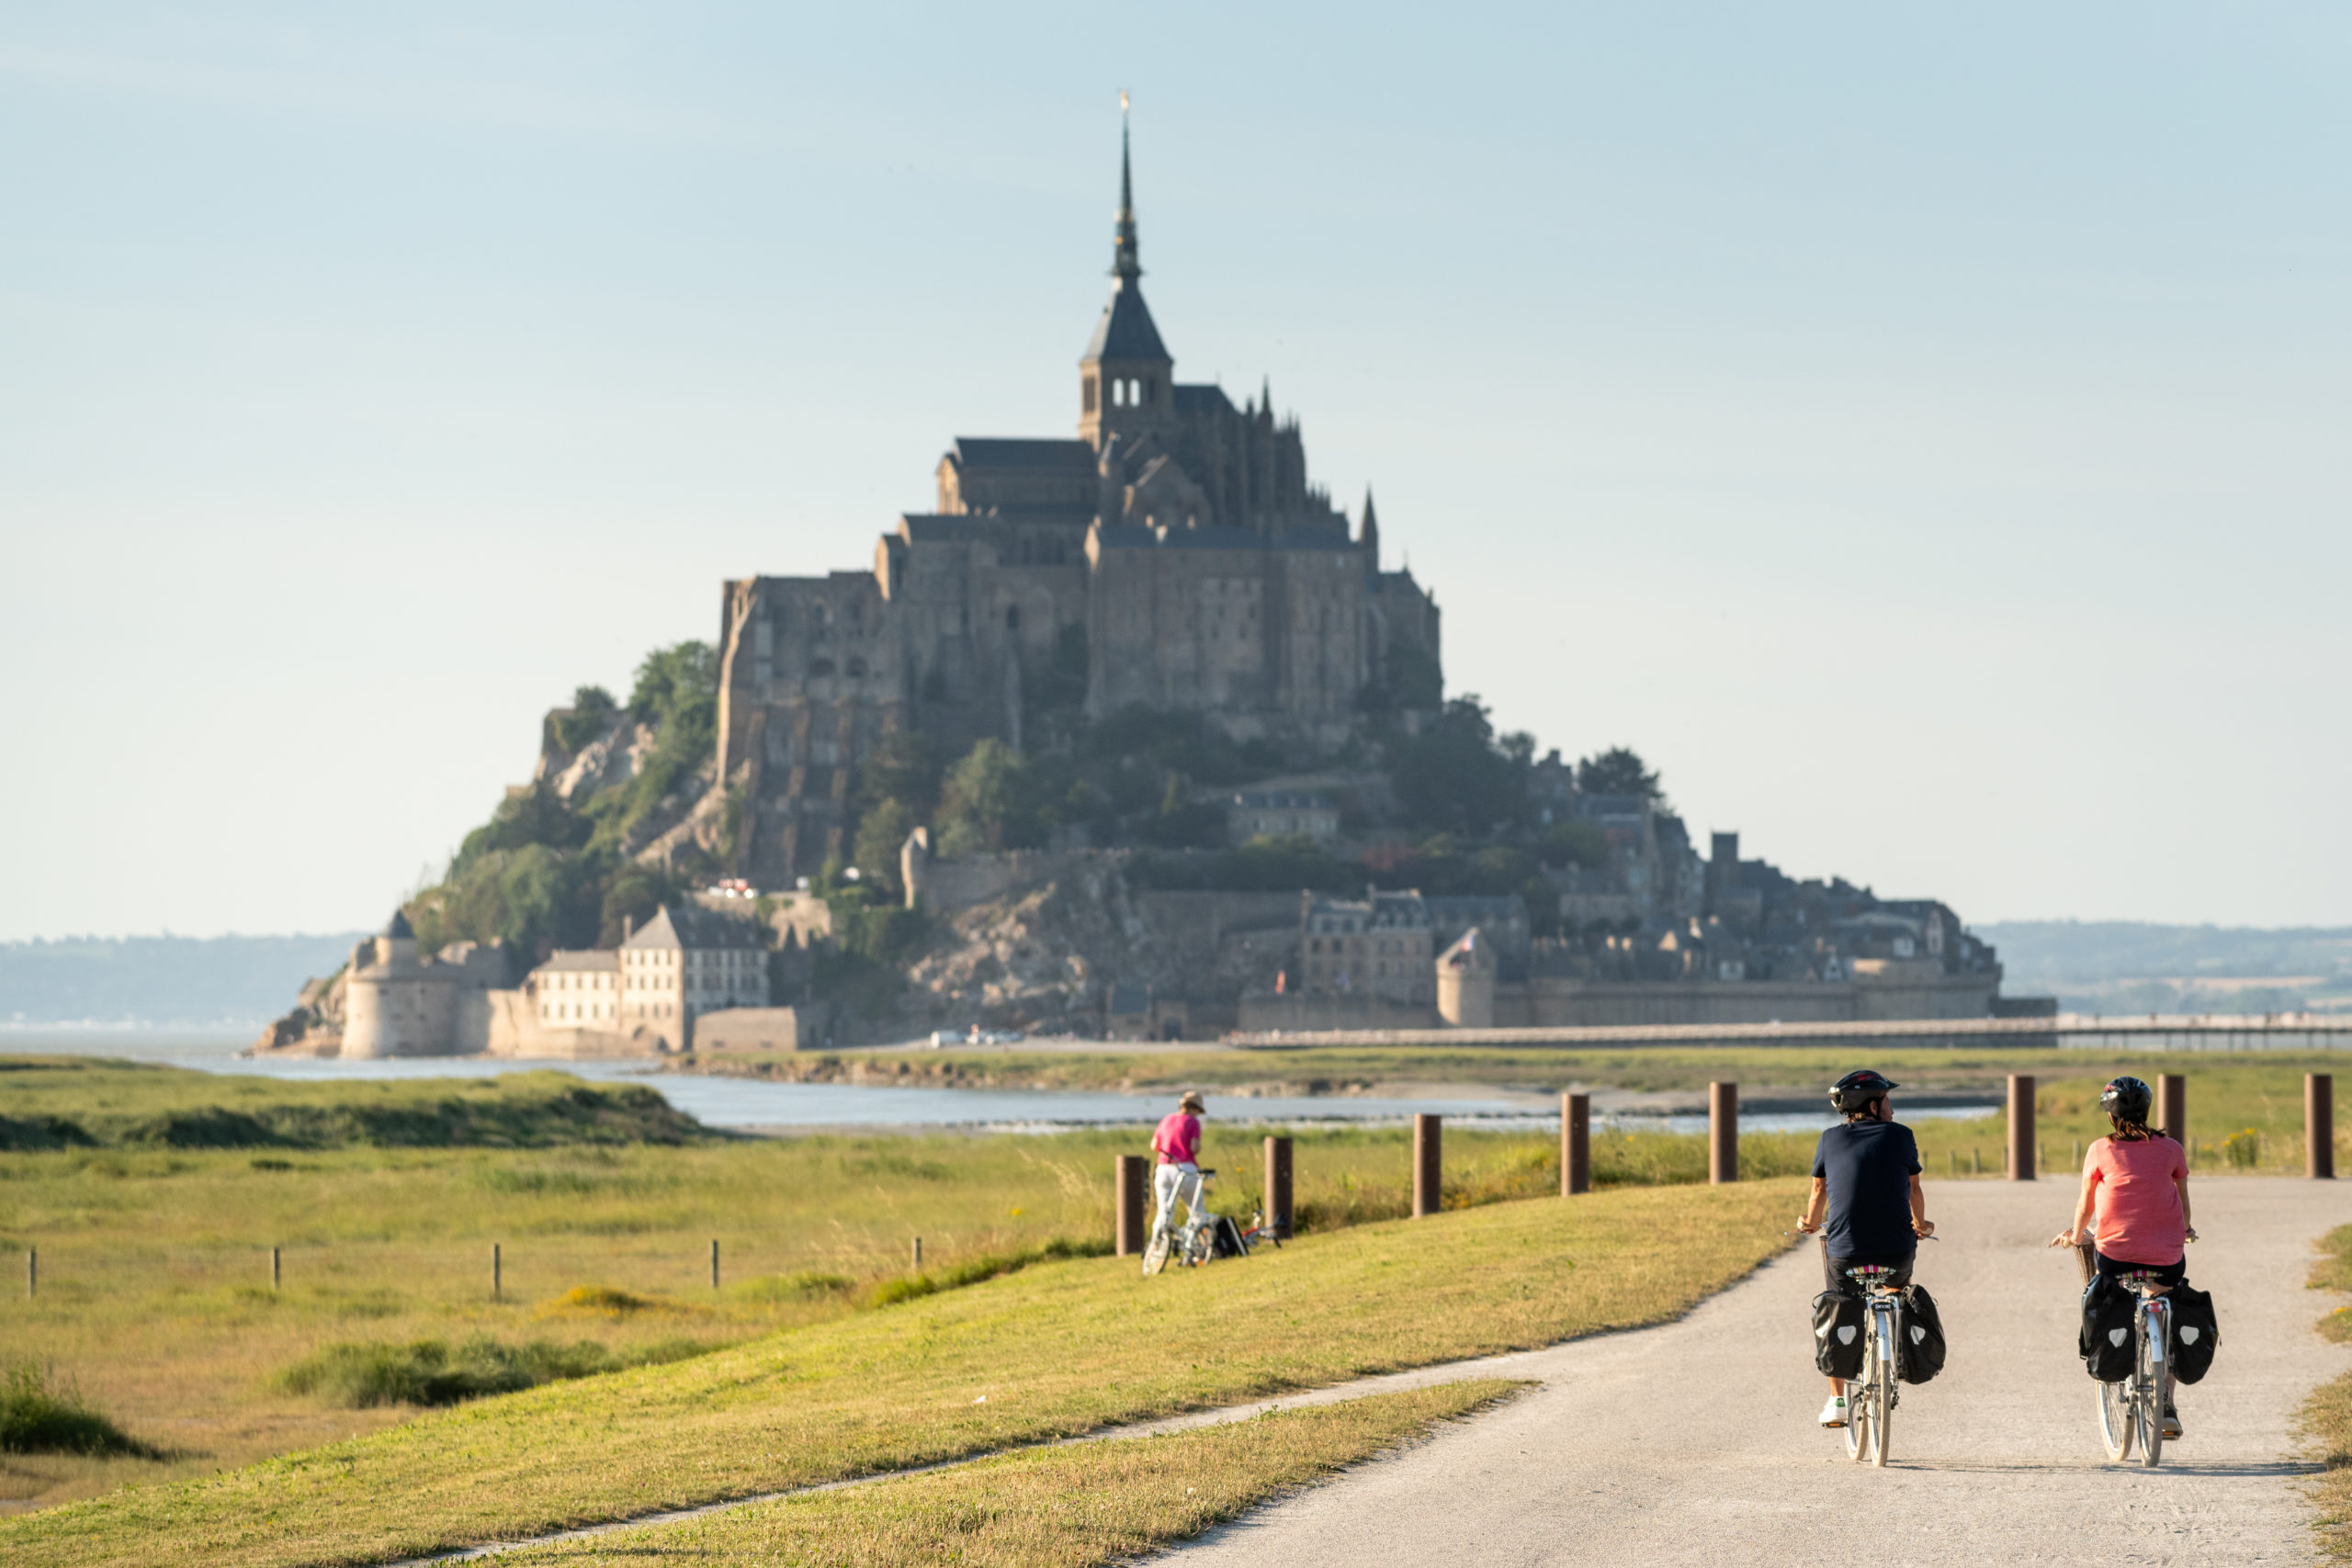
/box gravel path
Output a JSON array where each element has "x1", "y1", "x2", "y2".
[{"x1": 1162, "y1": 1178, "x2": 2352, "y2": 1566}]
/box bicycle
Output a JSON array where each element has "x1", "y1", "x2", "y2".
[
  {"x1": 1840, "y1": 1263, "x2": 1905, "y2": 1467},
  {"x1": 1141, "y1": 1169, "x2": 1282, "y2": 1276},
  {"x1": 2096, "y1": 1267, "x2": 2174, "y2": 1468},
  {"x1": 1141, "y1": 1166, "x2": 1217, "y2": 1276}
]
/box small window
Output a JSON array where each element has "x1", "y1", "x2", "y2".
[{"x1": 1005, "y1": 604, "x2": 1021, "y2": 631}]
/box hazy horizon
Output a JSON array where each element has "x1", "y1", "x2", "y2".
[{"x1": 5, "y1": 5, "x2": 2346, "y2": 939}]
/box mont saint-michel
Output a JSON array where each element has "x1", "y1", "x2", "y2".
[{"x1": 258, "y1": 123, "x2": 2028, "y2": 1060}]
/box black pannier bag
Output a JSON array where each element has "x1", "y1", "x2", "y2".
[
  {"x1": 1813, "y1": 1291, "x2": 1866, "y2": 1380},
  {"x1": 2169, "y1": 1282, "x2": 2220, "y2": 1384},
  {"x1": 2080, "y1": 1275, "x2": 2135, "y2": 1382},
  {"x1": 1898, "y1": 1283, "x2": 1948, "y2": 1384},
  {"x1": 1210, "y1": 1214, "x2": 1251, "y2": 1258}
]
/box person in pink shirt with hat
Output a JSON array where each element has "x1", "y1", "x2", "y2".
[{"x1": 1150, "y1": 1090, "x2": 1207, "y2": 1243}]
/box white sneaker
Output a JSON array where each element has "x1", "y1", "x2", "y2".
[{"x1": 1818, "y1": 1396, "x2": 1848, "y2": 1428}]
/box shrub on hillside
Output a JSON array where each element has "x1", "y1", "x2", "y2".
[
  {"x1": 278, "y1": 1333, "x2": 714, "y2": 1408},
  {"x1": 0, "y1": 1359, "x2": 157, "y2": 1457}
]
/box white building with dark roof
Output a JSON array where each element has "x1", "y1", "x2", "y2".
[
  {"x1": 619, "y1": 905, "x2": 768, "y2": 1052},
  {"x1": 530, "y1": 950, "x2": 621, "y2": 1032}
]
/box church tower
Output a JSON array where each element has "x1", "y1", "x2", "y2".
[{"x1": 1079, "y1": 98, "x2": 1173, "y2": 448}]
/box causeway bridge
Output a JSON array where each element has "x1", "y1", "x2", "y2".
[{"x1": 1228, "y1": 1013, "x2": 2352, "y2": 1053}]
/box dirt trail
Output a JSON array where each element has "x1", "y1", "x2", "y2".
[{"x1": 1163, "y1": 1179, "x2": 2352, "y2": 1567}]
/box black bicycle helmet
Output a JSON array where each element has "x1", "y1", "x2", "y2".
[
  {"x1": 1829, "y1": 1069, "x2": 1899, "y2": 1114},
  {"x1": 2100, "y1": 1076, "x2": 2154, "y2": 1123}
]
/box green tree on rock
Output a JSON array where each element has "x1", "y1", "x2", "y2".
[{"x1": 1576, "y1": 746, "x2": 1666, "y2": 804}]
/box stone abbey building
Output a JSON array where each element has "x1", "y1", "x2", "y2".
[{"x1": 716, "y1": 121, "x2": 1442, "y2": 888}]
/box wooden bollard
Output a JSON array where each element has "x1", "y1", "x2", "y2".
[
  {"x1": 1709, "y1": 1082, "x2": 1737, "y2": 1184},
  {"x1": 2007, "y1": 1075, "x2": 2036, "y2": 1180},
  {"x1": 2311, "y1": 1075, "x2": 2335, "y2": 1180},
  {"x1": 1262, "y1": 1136, "x2": 1294, "y2": 1238},
  {"x1": 1412, "y1": 1114, "x2": 1442, "y2": 1216},
  {"x1": 272, "y1": 1246, "x2": 282, "y2": 1290},
  {"x1": 1562, "y1": 1092, "x2": 1590, "y2": 1196},
  {"x1": 913, "y1": 1236, "x2": 924, "y2": 1270},
  {"x1": 2160, "y1": 1074, "x2": 2188, "y2": 1147},
  {"x1": 492, "y1": 1242, "x2": 503, "y2": 1300},
  {"x1": 25, "y1": 1247, "x2": 33, "y2": 1300},
  {"x1": 1114, "y1": 1155, "x2": 1148, "y2": 1256},
  {"x1": 710, "y1": 1239, "x2": 720, "y2": 1290}
]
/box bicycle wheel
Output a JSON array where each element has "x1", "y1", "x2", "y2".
[
  {"x1": 1871, "y1": 1309, "x2": 1896, "y2": 1467},
  {"x1": 1140, "y1": 1226, "x2": 1171, "y2": 1277},
  {"x1": 2137, "y1": 1308, "x2": 2166, "y2": 1469},
  {"x1": 1844, "y1": 1377, "x2": 1868, "y2": 1461},
  {"x1": 2098, "y1": 1378, "x2": 2134, "y2": 1461}
]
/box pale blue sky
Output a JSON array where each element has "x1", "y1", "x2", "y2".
[{"x1": 3, "y1": 4, "x2": 2346, "y2": 939}]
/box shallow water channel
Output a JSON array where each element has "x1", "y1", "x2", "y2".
[{"x1": 9, "y1": 1030, "x2": 1999, "y2": 1135}]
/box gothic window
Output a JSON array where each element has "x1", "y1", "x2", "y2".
[{"x1": 1111, "y1": 379, "x2": 1125, "y2": 408}]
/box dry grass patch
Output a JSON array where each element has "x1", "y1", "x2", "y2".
[{"x1": 505, "y1": 1379, "x2": 1521, "y2": 1567}]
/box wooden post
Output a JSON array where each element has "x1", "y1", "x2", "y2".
[
  {"x1": 2073, "y1": 1138, "x2": 2083, "y2": 1169},
  {"x1": 1562, "y1": 1092, "x2": 1590, "y2": 1196},
  {"x1": 1972, "y1": 1147, "x2": 1981, "y2": 1176},
  {"x1": 1413, "y1": 1114, "x2": 1442, "y2": 1216},
  {"x1": 1708, "y1": 1082, "x2": 1737, "y2": 1184},
  {"x1": 492, "y1": 1242, "x2": 502, "y2": 1301},
  {"x1": 25, "y1": 1247, "x2": 32, "y2": 1299},
  {"x1": 2160, "y1": 1074, "x2": 2188, "y2": 1147},
  {"x1": 710, "y1": 1239, "x2": 720, "y2": 1290},
  {"x1": 2007, "y1": 1075, "x2": 2036, "y2": 1180},
  {"x1": 1262, "y1": 1136, "x2": 1294, "y2": 1238},
  {"x1": 272, "y1": 1246, "x2": 281, "y2": 1290},
  {"x1": 2311, "y1": 1074, "x2": 2335, "y2": 1180},
  {"x1": 1947, "y1": 1149, "x2": 1956, "y2": 1178},
  {"x1": 913, "y1": 1236, "x2": 924, "y2": 1270},
  {"x1": 1114, "y1": 1155, "x2": 1148, "y2": 1256}
]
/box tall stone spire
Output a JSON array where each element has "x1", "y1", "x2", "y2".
[
  {"x1": 1080, "y1": 90, "x2": 1170, "y2": 446},
  {"x1": 1113, "y1": 90, "x2": 1140, "y2": 280}
]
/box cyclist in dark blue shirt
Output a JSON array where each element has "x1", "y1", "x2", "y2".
[{"x1": 1796, "y1": 1070, "x2": 1934, "y2": 1428}]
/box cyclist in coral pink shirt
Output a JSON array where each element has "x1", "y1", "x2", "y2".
[
  {"x1": 1150, "y1": 1091, "x2": 1206, "y2": 1240},
  {"x1": 2051, "y1": 1075, "x2": 2197, "y2": 1437}
]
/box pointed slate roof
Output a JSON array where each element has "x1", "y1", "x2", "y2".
[
  {"x1": 383, "y1": 908, "x2": 415, "y2": 940},
  {"x1": 1082, "y1": 108, "x2": 1170, "y2": 366},
  {"x1": 1083, "y1": 276, "x2": 1170, "y2": 365}
]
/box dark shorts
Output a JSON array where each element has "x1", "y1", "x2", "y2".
[
  {"x1": 1823, "y1": 1242, "x2": 1916, "y2": 1296},
  {"x1": 2095, "y1": 1249, "x2": 2186, "y2": 1288}
]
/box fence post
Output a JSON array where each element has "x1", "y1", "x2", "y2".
[
  {"x1": 2311, "y1": 1074, "x2": 2335, "y2": 1180},
  {"x1": 1562, "y1": 1092, "x2": 1590, "y2": 1196},
  {"x1": 1709, "y1": 1082, "x2": 1737, "y2": 1184},
  {"x1": 710, "y1": 1239, "x2": 720, "y2": 1290},
  {"x1": 492, "y1": 1242, "x2": 502, "y2": 1301},
  {"x1": 2159, "y1": 1074, "x2": 2188, "y2": 1148},
  {"x1": 25, "y1": 1247, "x2": 32, "y2": 1300},
  {"x1": 272, "y1": 1246, "x2": 281, "y2": 1290},
  {"x1": 1262, "y1": 1135, "x2": 1294, "y2": 1238},
  {"x1": 913, "y1": 1236, "x2": 924, "y2": 1270},
  {"x1": 2007, "y1": 1075, "x2": 2036, "y2": 1180},
  {"x1": 1413, "y1": 1114, "x2": 1442, "y2": 1216},
  {"x1": 1114, "y1": 1155, "x2": 1148, "y2": 1255}
]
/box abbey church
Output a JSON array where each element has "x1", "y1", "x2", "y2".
[{"x1": 716, "y1": 119, "x2": 1442, "y2": 888}]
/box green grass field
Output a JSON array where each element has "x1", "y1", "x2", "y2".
[
  {"x1": 2, "y1": 1048, "x2": 2341, "y2": 1546},
  {"x1": 0, "y1": 1175, "x2": 1796, "y2": 1568}
]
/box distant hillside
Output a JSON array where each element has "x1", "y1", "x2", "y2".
[
  {"x1": 0, "y1": 934, "x2": 366, "y2": 1028},
  {"x1": 1974, "y1": 920, "x2": 2352, "y2": 1015}
]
